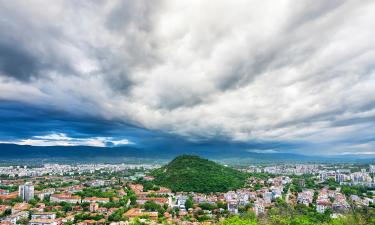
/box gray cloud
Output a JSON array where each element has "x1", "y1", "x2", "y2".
[{"x1": 0, "y1": 0, "x2": 375, "y2": 155}]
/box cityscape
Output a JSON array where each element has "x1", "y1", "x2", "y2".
[
  {"x1": 0, "y1": 158, "x2": 374, "y2": 224},
  {"x1": 1, "y1": 0, "x2": 375, "y2": 224}
]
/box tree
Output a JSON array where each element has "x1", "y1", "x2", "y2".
[
  {"x1": 144, "y1": 200, "x2": 161, "y2": 212},
  {"x1": 219, "y1": 215, "x2": 258, "y2": 225},
  {"x1": 185, "y1": 197, "x2": 193, "y2": 209}
]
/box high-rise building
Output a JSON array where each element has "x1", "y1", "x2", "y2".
[
  {"x1": 19, "y1": 183, "x2": 34, "y2": 202},
  {"x1": 370, "y1": 165, "x2": 375, "y2": 173}
]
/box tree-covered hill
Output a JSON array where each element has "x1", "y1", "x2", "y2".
[{"x1": 151, "y1": 155, "x2": 247, "y2": 193}]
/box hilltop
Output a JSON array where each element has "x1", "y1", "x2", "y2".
[{"x1": 151, "y1": 155, "x2": 247, "y2": 193}]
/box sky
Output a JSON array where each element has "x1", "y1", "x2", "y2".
[{"x1": 0, "y1": 0, "x2": 375, "y2": 156}]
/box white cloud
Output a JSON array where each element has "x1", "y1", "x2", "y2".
[
  {"x1": 247, "y1": 149, "x2": 279, "y2": 154},
  {"x1": 0, "y1": 133, "x2": 132, "y2": 147}
]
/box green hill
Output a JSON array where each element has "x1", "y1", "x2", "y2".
[{"x1": 151, "y1": 155, "x2": 247, "y2": 193}]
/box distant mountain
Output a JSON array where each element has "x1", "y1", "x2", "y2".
[
  {"x1": 0, "y1": 143, "x2": 167, "y2": 164},
  {"x1": 0, "y1": 143, "x2": 373, "y2": 165},
  {"x1": 152, "y1": 155, "x2": 247, "y2": 193}
]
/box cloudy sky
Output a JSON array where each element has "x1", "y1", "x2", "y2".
[{"x1": 0, "y1": 0, "x2": 375, "y2": 156}]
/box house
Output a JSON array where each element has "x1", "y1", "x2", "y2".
[
  {"x1": 253, "y1": 200, "x2": 265, "y2": 216},
  {"x1": 1, "y1": 211, "x2": 29, "y2": 225},
  {"x1": 143, "y1": 176, "x2": 155, "y2": 181},
  {"x1": 28, "y1": 219, "x2": 57, "y2": 225},
  {"x1": 0, "y1": 191, "x2": 18, "y2": 201},
  {"x1": 262, "y1": 192, "x2": 272, "y2": 204},
  {"x1": 117, "y1": 189, "x2": 126, "y2": 197},
  {"x1": 297, "y1": 190, "x2": 313, "y2": 206},
  {"x1": 31, "y1": 212, "x2": 56, "y2": 220},
  {"x1": 89, "y1": 203, "x2": 99, "y2": 212},
  {"x1": 0, "y1": 189, "x2": 9, "y2": 195},
  {"x1": 123, "y1": 208, "x2": 158, "y2": 220},
  {"x1": 82, "y1": 197, "x2": 110, "y2": 204},
  {"x1": 176, "y1": 195, "x2": 188, "y2": 209},
  {"x1": 317, "y1": 200, "x2": 331, "y2": 213},
  {"x1": 136, "y1": 197, "x2": 169, "y2": 206},
  {"x1": 50, "y1": 194, "x2": 81, "y2": 204},
  {"x1": 0, "y1": 205, "x2": 10, "y2": 214},
  {"x1": 129, "y1": 184, "x2": 143, "y2": 194},
  {"x1": 332, "y1": 193, "x2": 349, "y2": 211},
  {"x1": 271, "y1": 187, "x2": 283, "y2": 199},
  {"x1": 35, "y1": 188, "x2": 55, "y2": 201},
  {"x1": 227, "y1": 200, "x2": 238, "y2": 214},
  {"x1": 12, "y1": 203, "x2": 31, "y2": 214}
]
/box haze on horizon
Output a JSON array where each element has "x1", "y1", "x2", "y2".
[{"x1": 0, "y1": 0, "x2": 375, "y2": 157}]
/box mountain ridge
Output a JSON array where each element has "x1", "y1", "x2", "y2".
[{"x1": 0, "y1": 143, "x2": 373, "y2": 164}]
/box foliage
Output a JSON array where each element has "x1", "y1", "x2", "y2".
[
  {"x1": 185, "y1": 197, "x2": 194, "y2": 209},
  {"x1": 74, "y1": 213, "x2": 104, "y2": 222},
  {"x1": 144, "y1": 200, "x2": 161, "y2": 212},
  {"x1": 219, "y1": 215, "x2": 258, "y2": 225},
  {"x1": 341, "y1": 185, "x2": 373, "y2": 197},
  {"x1": 152, "y1": 155, "x2": 247, "y2": 193},
  {"x1": 108, "y1": 208, "x2": 129, "y2": 222},
  {"x1": 136, "y1": 179, "x2": 160, "y2": 192},
  {"x1": 0, "y1": 185, "x2": 18, "y2": 192}
]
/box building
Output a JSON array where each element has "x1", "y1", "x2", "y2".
[
  {"x1": 0, "y1": 205, "x2": 10, "y2": 214},
  {"x1": 176, "y1": 195, "x2": 188, "y2": 209},
  {"x1": 317, "y1": 201, "x2": 331, "y2": 213},
  {"x1": 31, "y1": 212, "x2": 56, "y2": 220},
  {"x1": 253, "y1": 200, "x2": 265, "y2": 216},
  {"x1": 319, "y1": 171, "x2": 336, "y2": 182},
  {"x1": 297, "y1": 190, "x2": 313, "y2": 206},
  {"x1": 227, "y1": 200, "x2": 238, "y2": 214},
  {"x1": 123, "y1": 208, "x2": 158, "y2": 220},
  {"x1": 262, "y1": 192, "x2": 272, "y2": 204},
  {"x1": 136, "y1": 197, "x2": 169, "y2": 206},
  {"x1": 82, "y1": 197, "x2": 109, "y2": 204},
  {"x1": 143, "y1": 176, "x2": 155, "y2": 181},
  {"x1": 12, "y1": 203, "x2": 31, "y2": 214},
  {"x1": 19, "y1": 183, "x2": 34, "y2": 202},
  {"x1": 0, "y1": 191, "x2": 18, "y2": 201},
  {"x1": 89, "y1": 202, "x2": 99, "y2": 212},
  {"x1": 50, "y1": 194, "x2": 80, "y2": 204},
  {"x1": 370, "y1": 165, "x2": 375, "y2": 173},
  {"x1": 28, "y1": 219, "x2": 57, "y2": 225},
  {"x1": 271, "y1": 188, "x2": 282, "y2": 199},
  {"x1": 351, "y1": 172, "x2": 372, "y2": 183},
  {"x1": 298, "y1": 179, "x2": 305, "y2": 187},
  {"x1": 332, "y1": 193, "x2": 349, "y2": 211},
  {"x1": 335, "y1": 173, "x2": 350, "y2": 183},
  {"x1": 1, "y1": 211, "x2": 29, "y2": 225},
  {"x1": 35, "y1": 189, "x2": 55, "y2": 201}
]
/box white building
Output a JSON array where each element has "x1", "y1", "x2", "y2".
[
  {"x1": 370, "y1": 165, "x2": 375, "y2": 173},
  {"x1": 317, "y1": 201, "x2": 331, "y2": 213},
  {"x1": 31, "y1": 212, "x2": 56, "y2": 220},
  {"x1": 1, "y1": 211, "x2": 29, "y2": 225},
  {"x1": 253, "y1": 200, "x2": 265, "y2": 216},
  {"x1": 28, "y1": 219, "x2": 57, "y2": 225},
  {"x1": 50, "y1": 194, "x2": 80, "y2": 204},
  {"x1": 176, "y1": 195, "x2": 188, "y2": 209},
  {"x1": 227, "y1": 200, "x2": 238, "y2": 214},
  {"x1": 262, "y1": 192, "x2": 272, "y2": 204},
  {"x1": 19, "y1": 183, "x2": 34, "y2": 202},
  {"x1": 82, "y1": 197, "x2": 110, "y2": 204}
]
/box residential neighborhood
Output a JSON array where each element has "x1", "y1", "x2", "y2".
[{"x1": 0, "y1": 162, "x2": 374, "y2": 224}]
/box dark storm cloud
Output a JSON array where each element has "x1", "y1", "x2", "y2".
[
  {"x1": 0, "y1": 45, "x2": 39, "y2": 81},
  {"x1": 0, "y1": 0, "x2": 374, "y2": 155}
]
